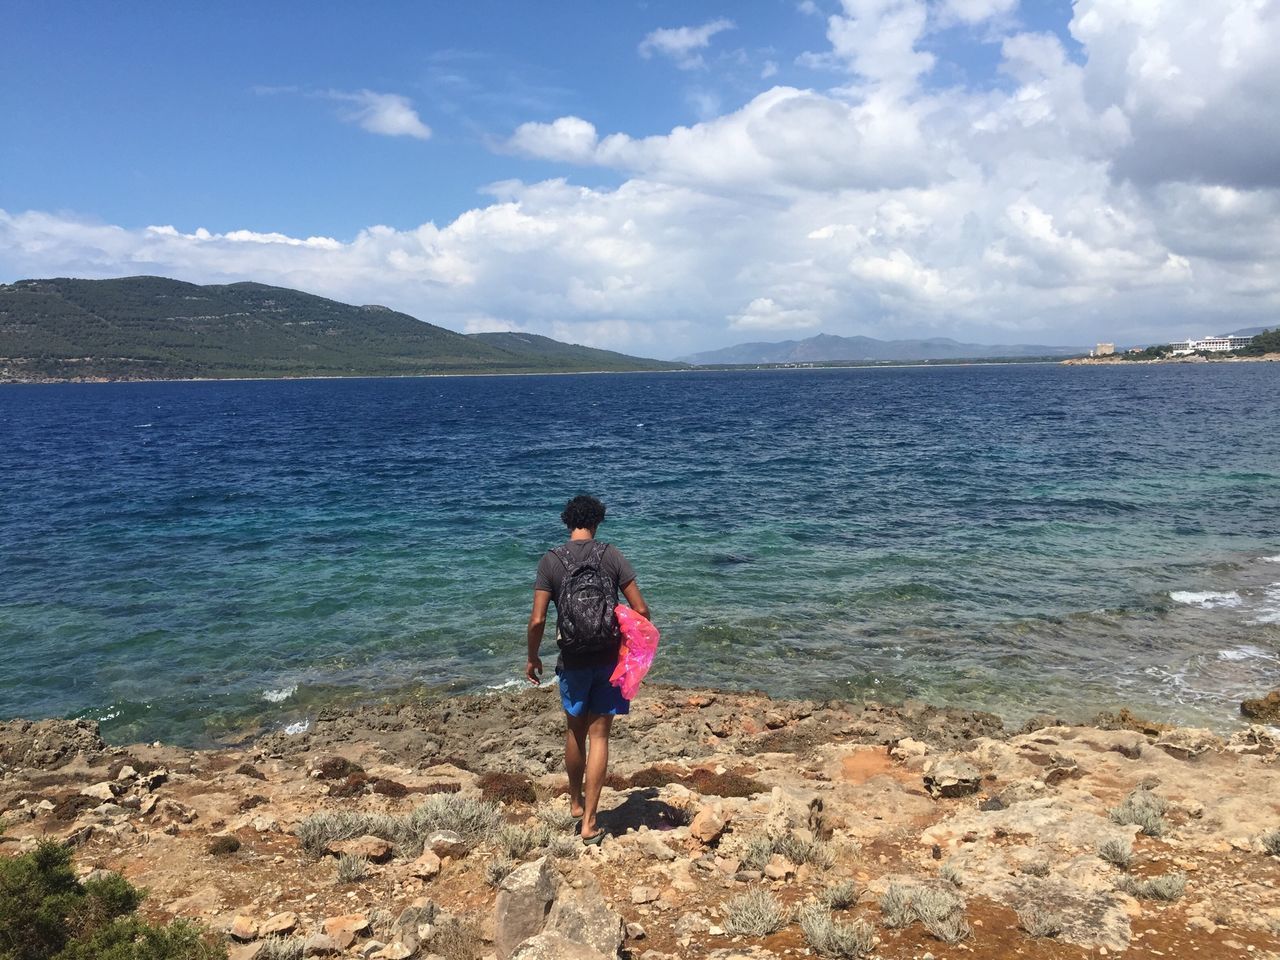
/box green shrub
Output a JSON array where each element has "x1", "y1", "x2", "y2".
[{"x1": 0, "y1": 841, "x2": 223, "y2": 960}]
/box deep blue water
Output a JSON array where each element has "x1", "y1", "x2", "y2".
[{"x1": 2, "y1": 364, "x2": 1279, "y2": 744}]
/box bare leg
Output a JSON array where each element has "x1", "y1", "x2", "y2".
[
  {"x1": 564, "y1": 712, "x2": 589, "y2": 819},
  {"x1": 581, "y1": 713, "x2": 613, "y2": 838}
]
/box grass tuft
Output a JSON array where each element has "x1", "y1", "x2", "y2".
[
  {"x1": 924, "y1": 911, "x2": 973, "y2": 944},
  {"x1": 818, "y1": 879, "x2": 858, "y2": 910},
  {"x1": 335, "y1": 853, "x2": 369, "y2": 883},
  {"x1": 535, "y1": 806, "x2": 579, "y2": 831},
  {"x1": 799, "y1": 903, "x2": 875, "y2": 958},
  {"x1": 1109, "y1": 787, "x2": 1169, "y2": 837},
  {"x1": 1118, "y1": 871, "x2": 1185, "y2": 901},
  {"x1": 938, "y1": 860, "x2": 963, "y2": 887},
  {"x1": 723, "y1": 887, "x2": 789, "y2": 937},
  {"x1": 740, "y1": 831, "x2": 835, "y2": 870},
  {"x1": 1017, "y1": 905, "x2": 1065, "y2": 938},
  {"x1": 206, "y1": 835, "x2": 240, "y2": 856},
  {"x1": 1262, "y1": 829, "x2": 1280, "y2": 856},
  {"x1": 879, "y1": 883, "x2": 915, "y2": 928},
  {"x1": 428, "y1": 916, "x2": 482, "y2": 960},
  {"x1": 495, "y1": 823, "x2": 553, "y2": 860},
  {"x1": 255, "y1": 936, "x2": 305, "y2": 960},
  {"x1": 1098, "y1": 837, "x2": 1133, "y2": 869},
  {"x1": 484, "y1": 857, "x2": 516, "y2": 888}
]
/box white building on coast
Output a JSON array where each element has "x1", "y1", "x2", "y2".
[{"x1": 1167, "y1": 334, "x2": 1253, "y2": 354}]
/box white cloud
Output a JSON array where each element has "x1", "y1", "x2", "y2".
[
  {"x1": 326, "y1": 90, "x2": 431, "y2": 139},
  {"x1": 639, "y1": 19, "x2": 735, "y2": 70},
  {"x1": 729, "y1": 297, "x2": 821, "y2": 330},
  {"x1": 939, "y1": 0, "x2": 1018, "y2": 26}
]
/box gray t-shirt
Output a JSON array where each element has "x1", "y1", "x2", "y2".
[{"x1": 535, "y1": 539, "x2": 637, "y2": 669}]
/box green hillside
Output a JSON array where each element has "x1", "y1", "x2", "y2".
[{"x1": 0, "y1": 276, "x2": 681, "y2": 381}]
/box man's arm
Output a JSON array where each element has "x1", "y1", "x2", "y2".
[
  {"x1": 526, "y1": 589, "x2": 552, "y2": 684},
  {"x1": 621, "y1": 580, "x2": 650, "y2": 621}
]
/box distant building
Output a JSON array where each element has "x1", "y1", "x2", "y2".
[
  {"x1": 1168, "y1": 334, "x2": 1253, "y2": 354},
  {"x1": 1091, "y1": 342, "x2": 1115, "y2": 357}
]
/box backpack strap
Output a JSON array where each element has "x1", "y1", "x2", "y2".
[
  {"x1": 552, "y1": 544, "x2": 574, "y2": 570},
  {"x1": 587, "y1": 541, "x2": 608, "y2": 568}
]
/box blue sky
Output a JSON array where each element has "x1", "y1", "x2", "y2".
[{"x1": 2, "y1": 1, "x2": 1277, "y2": 357}]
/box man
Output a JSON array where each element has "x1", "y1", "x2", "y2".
[{"x1": 526, "y1": 494, "x2": 650, "y2": 844}]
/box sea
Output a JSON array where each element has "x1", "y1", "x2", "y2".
[{"x1": 2, "y1": 363, "x2": 1278, "y2": 746}]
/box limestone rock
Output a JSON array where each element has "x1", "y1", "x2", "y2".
[
  {"x1": 494, "y1": 856, "x2": 558, "y2": 959},
  {"x1": 689, "y1": 805, "x2": 726, "y2": 844},
  {"x1": 80, "y1": 781, "x2": 121, "y2": 802},
  {"x1": 428, "y1": 830, "x2": 469, "y2": 859},
  {"x1": 636, "y1": 833, "x2": 677, "y2": 862},
  {"x1": 1154, "y1": 728, "x2": 1222, "y2": 761},
  {"x1": 545, "y1": 874, "x2": 625, "y2": 958},
  {"x1": 323, "y1": 914, "x2": 371, "y2": 950},
  {"x1": 763, "y1": 853, "x2": 794, "y2": 881},
  {"x1": 1226, "y1": 725, "x2": 1277, "y2": 755},
  {"x1": 304, "y1": 933, "x2": 339, "y2": 956},
  {"x1": 330, "y1": 835, "x2": 394, "y2": 862},
  {"x1": 1241, "y1": 689, "x2": 1280, "y2": 723},
  {"x1": 261, "y1": 912, "x2": 298, "y2": 936},
  {"x1": 409, "y1": 850, "x2": 442, "y2": 879},
  {"x1": 229, "y1": 915, "x2": 259, "y2": 942},
  {"x1": 891, "y1": 737, "x2": 928, "y2": 761},
  {"x1": 375, "y1": 943, "x2": 414, "y2": 960},
  {"x1": 631, "y1": 886, "x2": 659, "y2": 904},
  {"x1": 511, "y1": 932, "x2": 610, "y2": 960},
  {"x1": 923, "y1": 758, "x2": 982, "y2": 799}
]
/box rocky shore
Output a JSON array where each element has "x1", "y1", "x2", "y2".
[
  {"x1": 1061, "y1": 353, "x2": 1280, "y2": 365},
  {"x1": 3, "y1": 684, "x2": 1279, "y2": 960}
]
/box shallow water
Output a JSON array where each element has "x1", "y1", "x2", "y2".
[{"x1": 2, "y1": 363, "x2": 1278, "y2": 744}]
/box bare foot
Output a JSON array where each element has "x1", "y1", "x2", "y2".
[{"x1": 570, "y1": 797, "x2": 585, "y2": 820}]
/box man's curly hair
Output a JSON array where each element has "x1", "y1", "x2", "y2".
[{"x1": 561, "y1": 494, "x2": 607, "y2": 531}]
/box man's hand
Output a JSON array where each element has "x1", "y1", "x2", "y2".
[{"x1": 526, "y1": 656, "x2": 544, "y2": 685}]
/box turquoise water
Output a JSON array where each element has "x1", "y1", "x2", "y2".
[{"x1": 2, "y1": 364, "x2": 1278, "y2": 744}]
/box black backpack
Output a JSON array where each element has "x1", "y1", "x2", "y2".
[{"x1": 552, "y1": 541, "x2": 620, "y2": 655}]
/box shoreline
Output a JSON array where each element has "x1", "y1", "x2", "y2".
[
  {"x1": 1062, "y1": 352, "x2": 1280, "y2": 365},
  {"x1": 2, "y1": 683, "x2": 1278, "y2": 959}
]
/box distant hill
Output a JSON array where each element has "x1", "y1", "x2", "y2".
[
  {"x1": 0, "y1": 276, "x2": 682, "y2": 382},
  {"x1": 1228, "y1": 325, "x2": 1273, "y2": 338},
  {"x1": 682, "y1": 332, "x2": 1084, "y2": 365}
]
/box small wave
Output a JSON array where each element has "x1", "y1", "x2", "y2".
[
  {"x1": 486, "y1": 678, "x2": 525, "y2": 692},
  {"x1": 1217, "y1": 645, "x2": 1277, "y2": 663},
  {"x1": 283, "y1": 719, "x2": 310, "y2": 735},
  {"x1": 1262, "y1": 555, "x2": 1280, "y2": 563},
  {"x1": 134, "y1": 423, "x2": 153, "y2": 428},
  {"x1": 262, "y1": 684, "x2": 298, "y2": 703},
  {"x1": 1169, "y1": 590, "x2": 1242, "y2": 609},
  {"x1": 1248, "y1": 583, "x2": 1280, "y2": 625}
]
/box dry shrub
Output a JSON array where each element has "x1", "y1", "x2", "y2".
[
  {"x1": 1109, "y1": 787, "x2": 1169, "y2": 837},
  {"x1": 686, "y1": 769, "x2": 768, "y2": 798},
  {"x1": 335, "y1": 853, "x2": 369, "y2": 883},
  {"x1": 1118, "y1": 872, "x2": 1185, "y2": 901},
  {"x1": 818, "y1": 879, "x2": 858, "y2": 910},
  {"x1": 484, "y1": 857, "x2": 515, "y2": 888},
  {"x1": 329, "y1": 774, "x2": 369, "y2": 799},
  {"x1": 429, "y1": 917, "x2": 481, "y2": 960},
  {"x1": 879, "y1": 884, "x2": 915, "y2": 928},
  {"x1": 314, "y1": 756, "x2": 364, "y2": 780},
  {"x1": 477, "y1": 772, "x2": 537, "y2": 805},
  {"x1": 206, "y1": 835, "x2": 240, "y2": 856},
  {"x1": 723, "y1": 887, "x2": 788, "y2": 936},
  {"x1": 1098, "y1": 837, "x2": 1133, "y2": 869},
  {"x1": 234, "y1": 763, "x2": 266, "y2": 780},
  {"x1": 419, "y1": 781, "x2": 462, "y2": 795},
  {"x1": 1018, "y1": 905, "x2": 1065, "y2": 938},
  {"x1": 371, "y1": 778, "x2": 409, "y2": 798},
  {"x1": 238, "y1": 794, "x2": 268, "y2": 812},
  {"x1": 1261, "y1": 829, "x2": 1280, "y2": 856},
  {"x1": 799, "y1": 904, "x2": 875, "y2": 958}
]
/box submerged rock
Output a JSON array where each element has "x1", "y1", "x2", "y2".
[{"x1": 1240, "y1": 688, "x2": 1280, "y2": 722}]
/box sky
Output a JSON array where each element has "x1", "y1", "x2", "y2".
[{"x1": 2, "y1": 0, "x2": 1278, "y2": 359}]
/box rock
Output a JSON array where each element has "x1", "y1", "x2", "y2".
[
  {"x1": 689, "y1": 805, "x2": 726, "y2": 844},
  {"x1": 115, "y1": 764, "x2": 138, "y2": 782},
  {"x1": 763, "y1": 854, "x2": 794, "y2": 881},
  {"x1": 674, "y1": 913, "x2": 711, "y2": 937},
  {"x1": 157, "y1": 798, "x2": 197, "y2": 824},
  {"x1": 324, "y1": 914, "x2": 371, "y2": 951},
  {"x1": 636, "y1": 833, "x2": 677, "y2": 862},
  {"x1": 494, "y1": 856, "x2": 558, "y2": 959},
  {"x1": 923, "y1": 758, "x2": 982, "y2": 799},
  {"x1": 304, "y1": 933, "x2": 340, "y2": 956},
  {"x1": 138, "y1": 795, "x2": 158, "y2": 816},
  {"x1": 511, "y1": 932, "x2": 610, "y2": 960},
  {"x1": 230, "y1": 915, "x2": 259, "y2": 942},
  {"x1": 1153, "y1": 728, "x2": 1222, "y2": 761},
  {"x1": 428, "y1": 830, "x2": 469, "y2": 859},
  {"x1": 228, "y1": 945, "x2": 263, "y2": 960},
  {"x1": 545, "y1": 874, "x2": 625, "y2": 958},
  {"x1": 261, "y1": 912, "x2": 298, "y2": 936},
  {"x1": 891, "y1": 737, "x2": 928, "y2": 761},
  {"x1": 409, "y1": 850, "x2": 442, "y2": 879},
  {"x1": 1226, "y1": 725, "x2": 1277, "y2": 755},
  {"x1": 80, "y1": 781, "x2": 121, "y2": 802},
  {"x1": 375, "y1": 943, "x2": 414, "y2": 960},
  {"x1": 360, "y1": 941, "x2": 385, "y2": 959},
  {"x1": 626, "y1": 922, "x2": 646, "y2": 940},
  {"x1": 330, "y1": 835, "x2": 394, "y2": 862},
  {"x1": 631, "y1": 886, "x2": 659, "y2": 904},
  {"x1": 1241, "y1": 689, "x2": 1280, "y2": 722},
  {"x1": 1187, "y1": 916, "x2": 1217, "y2": 934}
]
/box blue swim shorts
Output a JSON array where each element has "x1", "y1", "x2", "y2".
[{"x1": 557, "y1": 663, "x2": 631, "y2": 717}]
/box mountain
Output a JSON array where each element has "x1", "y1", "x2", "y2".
[
  {"x1": 0, "y1": 276, "x2": 681, "y2": 381},
  {"x1": 1228, "y1": 325, "x2": 1273, "y2": 338},
  {"x1": 682, "y1": 332, "x2": 1085, "y2": 365}
]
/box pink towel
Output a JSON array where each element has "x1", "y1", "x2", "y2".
[{"x1": 609, "y1": 604, "x2": 660, "y2": 700}]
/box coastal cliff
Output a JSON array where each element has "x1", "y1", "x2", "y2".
[{"x1": 2, "y1": 687, "x2": 1279, "y2": 960}]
